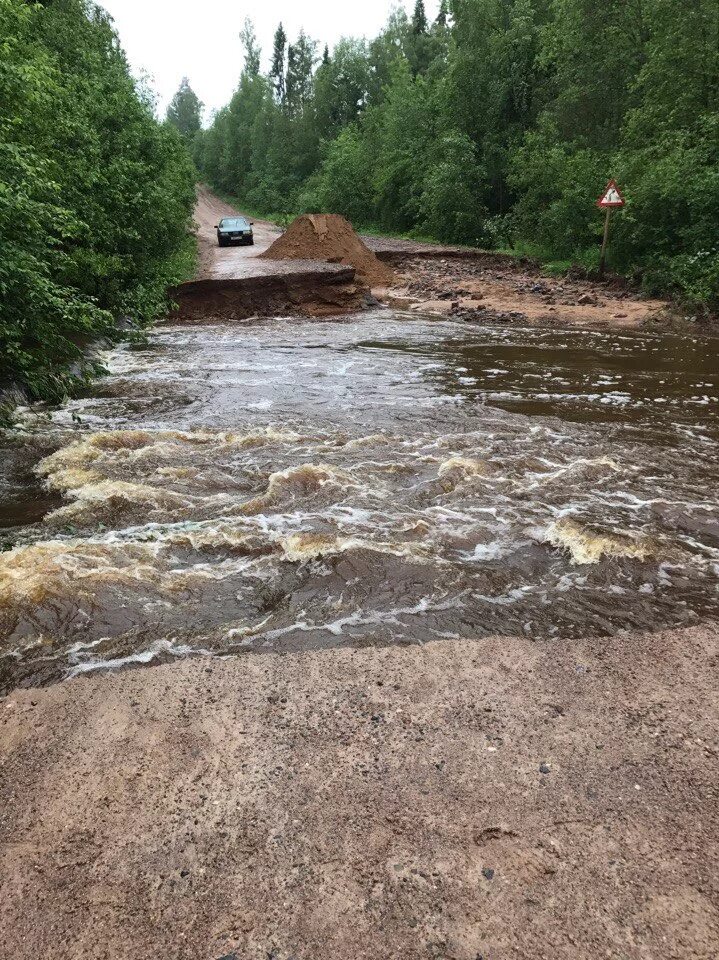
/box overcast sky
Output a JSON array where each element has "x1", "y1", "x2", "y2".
[{"x1": 99, "y1": 1, "x2": 440, "y2": 121}]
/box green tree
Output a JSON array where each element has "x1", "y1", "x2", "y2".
[
  {"x1": 270, "y1": 23, "x2": 287, "y2": 103},
  {"x1": 421, "y1": 132, "x2": 488, "y2": 243},
  {"x1": 166, "y1": 77, "x2": 203, "y2": 142},
  {"x1": 306, "y1": 124, "x2": 376, "y2": 223},
  {"x1": 509, "y1": 0, "x2": 718, "y2": 306},
  {"x1": 239, "y1": 17, "x2": 261, "y2": 77},
  {"x1": 449, "y1": 0, "x2": 546, "y2": 214},
  {"x1": 314, "y1": 38, "x2": 372, "y2": 135},
  {"x1": 286, "y1": 30, "x2": 317, "y2": 116},
  {"x1": 412, "y1": 0, "x2": 428, "y2": 32},
  {"x1": 0, "y1": 0, "x2": 196, "y2": 400},
  {"x1": 371, "y1": 61, "x2": 436, "y2": 230},
  {"x1": 194, "y1": 0, "x2": 719, "y2": 310},
  {"x1": 367, "y1": 9, "x2": 412, "y2": 102}
]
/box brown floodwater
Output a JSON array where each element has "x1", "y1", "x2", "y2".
[{"x1": 1, "y1": 311, "x2": 718, "y2": 692}]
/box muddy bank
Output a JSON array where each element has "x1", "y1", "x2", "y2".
[
  {"x1": 387, "y1": 254, "x2": 680, "y2": 331},
  {"x1": 1, "y1": 625, "x2": 718, "y2": 960},
  {"x1": 188, "y1": 187, "x2": 695, "y2": 333},
  {"x1": 170, "y1": 265, "x2": 368, "y2": 322}
]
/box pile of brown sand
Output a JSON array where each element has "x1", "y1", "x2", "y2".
[{"x1": 261, "y1": 213, "x2": 395, "y2": 287}]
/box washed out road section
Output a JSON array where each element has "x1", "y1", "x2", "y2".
[
  {"x1": 2, "y1": 313, "x2": 717, "y2": 692},
  {"x1": 190, "y1": 186, "x2": 679, "y2": 331},
  {"x1": 179, "y1": 187, "x2": 368, "y2": 320},
  {"x1": 1, "y1": 201, "x2": 719, "y2": 958}
]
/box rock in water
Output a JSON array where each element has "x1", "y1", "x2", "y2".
[{"x1": 261, "y1": 214, "x2": 395, "y2": 287}]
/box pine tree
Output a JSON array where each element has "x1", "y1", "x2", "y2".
[
  {"x1": 285, "y1": 31, "x2": 318, "y2": 116},
  {"x1": 408, "y1": 0, "x2": 435, "y2": 74},
  {"x1": 166, "y1": 77, "x2": 203, "y2": 141},
  {"x1": 412, "y1": 0, "x2": 428, "y2": 34},
  {"x1": 270, "y1": 23, "x2": 287, "y2": 102},
  {"x1": 436, "y1": 0, "x2": 449, "y2": 28},
  {"x1": 285, "y1": 43, "x2": 297, "y2": 110}
]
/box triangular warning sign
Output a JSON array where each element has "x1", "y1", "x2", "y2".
[{"x1": 596, "y1": 179, "x2": 625, "y2": 208}]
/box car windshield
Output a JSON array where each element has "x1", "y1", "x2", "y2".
[{"x1": 219, "y1": 217, "x2": 249, "y2": 228}]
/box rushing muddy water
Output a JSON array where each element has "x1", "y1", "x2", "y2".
[{"x1": 1, "y1": 310, "x2": 718, "y2": 692}]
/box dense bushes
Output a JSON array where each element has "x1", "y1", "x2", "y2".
[
  {"x1": 196, "y1": 1, "x2": 718, "y2": 312},
  {"x1": 0, "y1": 0, "x2": 196, "y2": 402}
]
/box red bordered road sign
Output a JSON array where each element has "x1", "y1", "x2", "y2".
[{"x1": 596, "y1": 179, "x2": 625, "y2": 208}]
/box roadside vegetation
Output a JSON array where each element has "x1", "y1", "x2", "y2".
[
  {"x1": 0, "y1": 0, "x2": 196, "y2": 404},
  {"x1": 195, "y1": 0, "x2": 718, "y2": 312}
]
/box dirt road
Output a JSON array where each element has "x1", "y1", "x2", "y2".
[
  {"x1": 2, "y1": 626, "x2": 718, "y2": 960},
  {"x1": 177, "y1": 187, "x2": 366, "y2": 320},
  {"x1": 194, "y1": 184, "x2": 281, "y2": 279}
]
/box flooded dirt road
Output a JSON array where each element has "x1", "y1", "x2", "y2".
[{"x1": 2, "y1": 312, "x2": 718, "y2": 693}]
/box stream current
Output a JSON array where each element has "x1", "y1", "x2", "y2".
[{"x1": 1, "y1": 310, "x2": 718, "y2": 692}]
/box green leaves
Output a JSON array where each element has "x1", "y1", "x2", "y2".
[
  {"x1": 0, "y1": 0, "x2": 196, "y2": 401},
  {"x1": 420, "y1": 132, "x2": 487, "y2": 245}
]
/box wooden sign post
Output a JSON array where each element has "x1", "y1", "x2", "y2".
[{"x1": 596, "y1": 179, "x2": 626, "y2": 277}]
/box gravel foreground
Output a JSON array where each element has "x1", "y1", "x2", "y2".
[{"x1": 1, "y1": 626, "x2": 718, "y2": 960}]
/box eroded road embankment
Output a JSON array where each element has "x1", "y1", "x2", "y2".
[
  {"x1": 173, "y1": 265, "x2": 363, "y2": 321},
  {"x1": 174, "y1": 186, "x2": 371, "y2": 320}
]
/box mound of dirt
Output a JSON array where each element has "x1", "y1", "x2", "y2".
[{"x1": 261, "y1": 214, "x2": 395, "y2": 287}]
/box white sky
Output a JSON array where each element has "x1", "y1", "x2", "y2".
[{"x1": 98, "y1": 0, "x2": 440, "y2": 121}]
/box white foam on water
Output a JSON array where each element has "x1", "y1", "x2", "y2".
[
  {"x1": 3, "y1": 313, "x2": 718, "y2": 693},
  {"x1": 461, "y1": 542, "x2": 511, "y2": 562},
  {"x1": 259, "y1": 595, "x2": 463, "y2": 642},
  {"x1": 472, "y1": 585, "x2": 535, "y2": 606},
  {"x1": 66, "y1": 638, "x2": 213, "y2": 678}
]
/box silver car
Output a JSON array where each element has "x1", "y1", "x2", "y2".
[{"x1": 215, "y1": 216, "x2": 254, "y2": 247}]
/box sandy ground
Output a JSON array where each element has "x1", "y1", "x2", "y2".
[
  {"x1": 386, "y1": 256, "x2": 674, "y2": 330},
  {"x1": 194, "y1": 185, "x2": 281, "y2": 279},
  {"x1": 1, "y1": 626, "x2": 718, "y2": 960}
]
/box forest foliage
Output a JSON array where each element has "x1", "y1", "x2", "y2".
[
  {"x1": 0, "y1": 0, "x2": 196, "y2": 402},
  {"x1": 195, "y1": 0, "x2": 719, "y2": 310}
]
